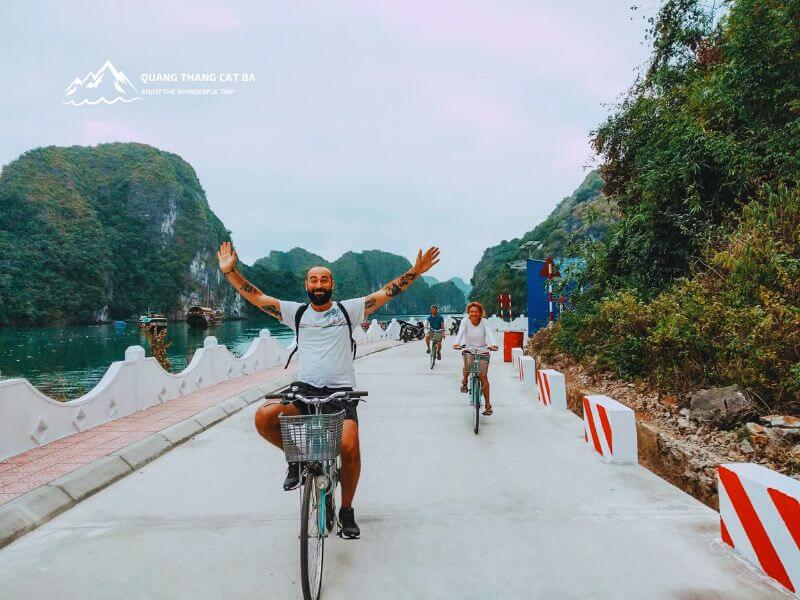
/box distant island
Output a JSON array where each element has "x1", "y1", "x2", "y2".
[
  {"x1": 468, "y1": 170, "x2": 614, "y2": 310},
  {"x1": 0, "y1": 143, "x2": 465, "y2": 326}
]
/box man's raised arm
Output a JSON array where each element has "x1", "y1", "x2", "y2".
[
  {"x1": 364, "y1": 247, "x2": 440, "y2": 316},
  {"x1": 217, "y1": 242, "x2": 283, "y2": 320}
]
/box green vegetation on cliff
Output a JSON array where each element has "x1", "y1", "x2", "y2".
[
  {"x1": 0, "y1": 143, "x2": 235, "y2": 325},
  {"x1": 260, "y1": 248, "x2": 467, "y2": 314},
  {"x1": 469, "y1": 170, "x2": 613, "y2": 313},
  {"x1": 0, "y1": 143, "x2": 464, "y2": 326},
  {"x1": 546, "y1": 0, "x2": 800, "y2": 412}
]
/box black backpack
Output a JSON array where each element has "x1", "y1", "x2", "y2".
[{"x1": 284, "y1": 301, "x2": 358, "y2": 369}]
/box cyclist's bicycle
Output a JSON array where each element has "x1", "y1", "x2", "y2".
[
  {"x1": 429, "y1": 330, "x2": 443, "y2": 369},
  {"x1": 457, "y1": 345, "x2": 493, "y2": 434},
  {"x1": 265, "y1": 387, "x2": 368, "y2": 600}
]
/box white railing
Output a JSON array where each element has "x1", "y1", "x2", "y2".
[
  {"x1": 384, "y1": 319, "x2": 401, "y2": 341},
  {"x1": 0, "y1": 329, "x2": 289, "y2": 461},
  {"x1": 486, "y1": 314, "x2": 528, "y2": 333},
  {"x1": 365, "y1": 319, "x2": 385, "y2": 342},
  {"x1": 443, "y1": 314, "x2": 529, "y2": 334}
]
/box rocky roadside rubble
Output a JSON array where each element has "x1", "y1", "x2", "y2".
[{"x1": 529, "y1": 346, "x2": 799, "y2": 509}]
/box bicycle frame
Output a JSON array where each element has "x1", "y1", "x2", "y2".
[
  {"x1": 270, "y1": 387, "x2": 367, "y2": 600},
  {"x1": 456, "y1": 345, "x2": 492, "y2": 434}
]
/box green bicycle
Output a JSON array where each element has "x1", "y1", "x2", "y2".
[
  {"x1": 458, "y1": 345, "x2": 492, "y2": 435},
  {"x1": 429, "y1": 330, "x2": 443, "y2": 369},
  {"x1": 266, "y1": 387, "x2": 368, "y2": 600}
]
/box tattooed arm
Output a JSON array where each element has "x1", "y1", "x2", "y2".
[
  {"x1": 364, "y1": 247, "x2": 440, "y2": 317},
  {"x1": 217, "y1": 242, "x2": 283, "y2": 320}
]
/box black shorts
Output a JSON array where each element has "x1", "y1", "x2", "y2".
[{"x1": 288, "y1": 381, "x2": 358, "y2": 424}]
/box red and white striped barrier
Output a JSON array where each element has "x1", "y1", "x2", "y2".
[
  {"x1": 521, "y1": 356, "x2": 537, "y2": 389},
  {"x1": 511, "y1": 348, "x2": 523, "y2": 379},
  {"x1": 718, "y1": 463, "x2": 800, "y2": 595},
  {"x1": 536, "y1": 369, "x2": 566, "y2": 409},
  {"x1": 581, "y1": 395, "x2": 637, "y2": 463}
]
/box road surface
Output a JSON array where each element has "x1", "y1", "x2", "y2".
[{"x1": 0, "y1": 341, "x2": 785, "y2": 598}]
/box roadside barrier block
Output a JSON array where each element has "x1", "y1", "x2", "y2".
[
  {"x1": 718, "y1": 463, "x2": 800, "y2": 596},
  {"x1": 581, "y1": 395, "x2": 637, "y2": 463},
  {"x1": 521, "y1": 356, "x2": 537, "y2": 389},
  {"x1": 536, "y1": 369, "x2": 566, "y2": 409},
  {"x1": 511, "y1": 348, "x2": 523, "y2": 379}
]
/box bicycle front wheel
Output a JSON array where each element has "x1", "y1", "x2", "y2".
[
  {"x1": 300, "y1": 475, "x2": 324, "y2": 600},
  {"x1": 430, "y1": 345, "x2": 436, "y2": 369},
  {"x1": 472, "y1": 377, "x2": 481, "y2": 435}
]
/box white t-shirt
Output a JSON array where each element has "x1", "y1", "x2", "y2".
[
  {"x1": 455, "y1": 317, "x2": 497, "y2": 349},
  {"x1": 280, "y1": 298, "x2": 367, "y2": 388}
]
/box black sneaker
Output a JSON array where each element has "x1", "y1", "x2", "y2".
[
  {"x1": 283, "y1": 462, "x2": 304, "y2": 491},
  {"x1": 338, "y1": 506, "x2": 360, "y2": 539}
]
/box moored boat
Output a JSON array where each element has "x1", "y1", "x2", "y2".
[
  {"x1": 138, "y1": 313, "x2": 168, "y2": 332},
  {"x1": 186, "y1": 306, "x2": 224, "y2": 328}
]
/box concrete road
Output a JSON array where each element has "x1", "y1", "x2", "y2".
[{"x1": 0, "y1": 342, "x2": 786, "y2": 599}]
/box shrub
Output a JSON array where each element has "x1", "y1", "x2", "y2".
[{"x1": 555, "y1": 186, "x2": 800, "y2": 413}]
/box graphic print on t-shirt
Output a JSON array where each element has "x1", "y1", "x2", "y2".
[{"x1": 303, "y1": 305, "x2": 349, "y2": 330}]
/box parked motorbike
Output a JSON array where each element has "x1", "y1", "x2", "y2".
[
  {"x1": 398, "y1": 320, "x2": 425, "y2": 343},
  {"x1": 449, "y1": 317, "x2": 462, "y2": 336}
]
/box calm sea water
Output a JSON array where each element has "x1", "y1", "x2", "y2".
[
  {"x1": 0, "y1": 315, "x2": 432, "y2": 400},
  {"x1": 0, "y1": 319, "x2": 294, "y2": 399}
]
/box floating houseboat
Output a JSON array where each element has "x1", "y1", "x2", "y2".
[
  {"x1": 138, "y1": 313, "x2": 168, "y2": 332},
  {"x1": 186, "y1": 306, "x2": 224, "y2": 328}
]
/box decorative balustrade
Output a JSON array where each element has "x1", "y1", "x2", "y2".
[{"x1": 0, "y1": 330, "x2": 289, "y2": 461}]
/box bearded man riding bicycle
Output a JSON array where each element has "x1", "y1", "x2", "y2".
[{"x1": 218, "y1": 242, "x2": 440, "y2": 538}]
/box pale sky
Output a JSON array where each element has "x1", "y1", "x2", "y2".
[{"x1": 0, "y1": 1, "x2": 652, "y2": 279}]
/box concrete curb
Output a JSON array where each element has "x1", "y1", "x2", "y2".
[
  {"x1": 112, "y1": 434, "x2": 172, "y2": 471},
  {"x1": 160, "y1": 419, "x2": 204, "y2": 445},
  {"x1": 0, "y1": 341, "x2": 398, "y2": 549},
  {"x1": 51, "y1": 456, "x2": 132, "y2": 503},
  {"x1": 219, "y1": 396, "x2": 248, "y2": 415},
  {"x1": 0, "y1": 485, "x2": 73, "y2": 547}
]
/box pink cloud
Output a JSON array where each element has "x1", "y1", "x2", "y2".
[
  {"x1": 82, "y1": 0, "x2": 240, "y2": 33},
  {"x1": 82, "y1": 121, "x2": 144, "y2": 145},
  {"x1": 363, "y1": 0, "x2": 570, "y2": 54},
  {"x1": 551, "y1": 132, "x2": 598, "y2": 170},
  {"x1": 179, "y1": 5, "x2": 240, "y2": 31},
  {"x1": 343, "y1": 0, "x2": 640, "y2": 98},
  {"x1": 442, "y1": 96, "x2": 526, "y2": 136}
]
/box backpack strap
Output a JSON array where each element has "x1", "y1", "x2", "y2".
[
  {"x1": 336, "y1": 301, "x2": 358, "y2": 359},
  {"x1": 283, "y1": 303, "x2": 309, "y2": 369}
]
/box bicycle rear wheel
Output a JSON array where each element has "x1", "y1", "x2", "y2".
[
  {"x1": 472, "y1": 377, "x2": 481, "y2": 435},
  {"x1": 300, "y1": 475, "x2": 324, "y2": 600}
]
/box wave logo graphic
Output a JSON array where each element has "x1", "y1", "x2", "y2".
[{"x1": 63, "y1": 60, "x2": 141, "y2": 106}]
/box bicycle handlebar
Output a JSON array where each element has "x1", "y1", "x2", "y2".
[
  {"x1": 455, "y1": 345, "x2": 498, "y2": 353},
  {"x1": 265, "y1": 389, "x2": 369, "y2": 405}
]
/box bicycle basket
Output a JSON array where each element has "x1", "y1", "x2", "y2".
[
  {"x1": 463, "y1": 352, "x2": 490, "y2": 375},
  {"x1": 279, "y1": 411, "x2": 345, "y2": 463},
  {"x1": 429, "y1": 330, "x2": 443, "y2": 342}
]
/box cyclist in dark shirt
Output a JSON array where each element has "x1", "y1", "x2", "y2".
[{"x1": 425, "y1": 305, "x2": 445, "y2": 359}]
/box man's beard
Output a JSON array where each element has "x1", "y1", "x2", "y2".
[{"x1": 307, "y1": 288, "x2": 332, "y2": 306}]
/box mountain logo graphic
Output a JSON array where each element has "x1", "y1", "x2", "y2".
[{"x1": 63, "y1": 60, "x2": 141, "y2": 106}]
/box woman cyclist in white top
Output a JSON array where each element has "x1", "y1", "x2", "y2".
[{"x1": 453, "y1": 301, "x2": 499, "y2": 415}]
